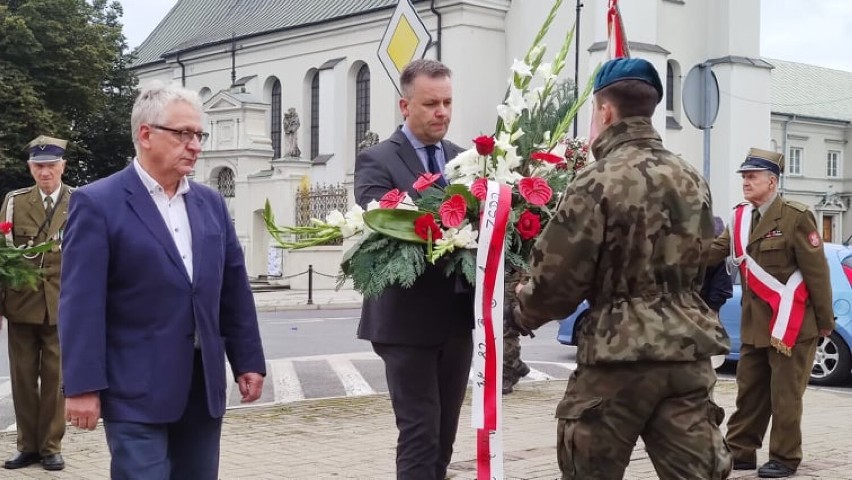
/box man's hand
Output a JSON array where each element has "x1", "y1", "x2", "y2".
[
  {"x1": 237, "y1": 372, "x2": 264, "y2": 403},
  {"x1": 66, "y1": 392, "x2": 101, "y2": 430},
  {"x1": 819, "y1": 329, "x2": 832, "y2": 337}
]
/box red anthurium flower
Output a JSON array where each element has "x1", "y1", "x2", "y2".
[
  {"x1": 414, "y1": 214, "x2": 443, "y2": 241},
  {"x1": 0, "y1": 221, "x2": 12, "y2": 235},
  {"x1": 413, "y1": 173, "x2": 443, "y2": 192},
  {"x1": 531, "y1": 151, "x2": 563, "y2": 164},
  {"x1": 470, "y1": 178, "x2": 488, "y2": 200},
  {"x1": 518, "y1": 177, "x2": 553, "y2": 206},
  {"x1": 473, "y1": 135, "x2": 496, "y2": 156},
  {"x1": 516, "y1": 210, "x2": 542, "y2": 240},
  {"x1": 439, "y1": 194, "x2": 467, "y2": 228},
  {"x1": 379, "y1": 189, "x2": 407, "y2": 208}
]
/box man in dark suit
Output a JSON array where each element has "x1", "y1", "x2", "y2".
[
  {"x1": 354, "y1": 58, "x2": 473, "y2": 480},
  {"x1": 58, "y1": 82, "x2": 266, "y2": 479},
  {"x1": 0, "y1": 136, "x2": 73, "y2": 471}
]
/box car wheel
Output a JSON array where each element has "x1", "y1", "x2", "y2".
[{"x1": 810, "y1": 332, "x2": 852, "y2": 386}]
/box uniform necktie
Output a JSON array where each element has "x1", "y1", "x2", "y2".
[
  {"x1": 44, "y1": 196, "x2": 54, "y2": 220},
  {"x1": 424, "y1": 144, "x2": 447, "y2": 187},
  {"x1": 751, "y1": 208, "x2": 761, "y2": 233}
]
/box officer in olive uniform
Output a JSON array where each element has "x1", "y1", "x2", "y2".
[
  {"x1": 708, "y1": 149, "x2": 833, "y2": 478},
  {"x1": 514, "y1": 58, "x2": 731, "y2": 480},
  {"x1": 0, "y1": 135, "x2": 73, "y2": 471}
]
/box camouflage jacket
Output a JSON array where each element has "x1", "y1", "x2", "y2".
[{"x1": 516, "y1": 117, "x2": 730, "y2": 364}]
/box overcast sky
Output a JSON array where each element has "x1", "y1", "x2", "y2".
[{"x1": 120, "y1": 0, "x2": 852, "y2": 72}]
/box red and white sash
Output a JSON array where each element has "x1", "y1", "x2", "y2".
[
  {"x1": 730, "y1": 203, "x2": 809, "y2": 355},
  {"x1": 472, "y1": 181, "x2": 512, "y2": 480}
]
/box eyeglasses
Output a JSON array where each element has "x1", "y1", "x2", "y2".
[{"x1": 151, "y1": 124, "x2": 210, "y2": 144}]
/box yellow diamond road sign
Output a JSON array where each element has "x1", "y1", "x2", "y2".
[{"x1": 378, "y1": 0, "x2": 432, "y2": 95}]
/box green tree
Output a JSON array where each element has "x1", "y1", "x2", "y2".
[{"x1": 0, "y1": 0, "x2": 137, "y2": 195}]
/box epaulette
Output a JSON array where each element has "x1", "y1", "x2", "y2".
[
  {"x1": 3, "y1": 187, "x2": 32, "y2": 201},
  {"x1": 784, "y1": 199, "x2": 808, "y2": 212}
]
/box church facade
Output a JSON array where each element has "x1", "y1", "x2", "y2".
[{"x1": 131, "y1": 0, "x2": 851, "y2": 279}]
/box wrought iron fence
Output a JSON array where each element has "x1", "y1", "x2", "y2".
[{"x1": 295, "y1": 183, "x2": 348, "y2": 245}]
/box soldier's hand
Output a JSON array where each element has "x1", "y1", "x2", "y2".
[
  {"x1": 66, "y1": 392, "x2": 101, "y2": 431},
  {"x1": 512, "y1": 306, "x2": 536, "y2": 338},
  {"x1": 819, "y1": 329, "x2": 832, "y2": 337}
]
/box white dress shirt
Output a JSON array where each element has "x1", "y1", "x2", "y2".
[
  {"x1": 39, "y1": 185, "x2": 62, "y2": 211},
  {"x1": 133, "y1": 159, "x2": 193, "y2": 280}
]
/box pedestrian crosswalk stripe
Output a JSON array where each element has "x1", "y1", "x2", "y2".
[
  {"x1": 327, "y1": 357, "x2": 374, "y2": 396},
  {"x1": 269, "y1": 359, "x2": 306, "y2": 403},
  {"x1": 525, "y1": 367, "x2": 553, "y2": 381}
]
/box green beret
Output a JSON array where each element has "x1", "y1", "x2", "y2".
[{"x1": 593, "y1": 57, "x2": 664, "y2": 103}]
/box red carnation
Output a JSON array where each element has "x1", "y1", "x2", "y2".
[
  {"x1": 473, "y1": 135, "x2": 496, "y2": 156},
  {"x1": 516, "y1": 210, "x2": 542, "y2": 240},
  {"x1": 379, "y1": 189, "x2": 407, "y2": 209},
  {"x1": 413, "y1": 173, "x2": 443, "y2": 192},
  {"x1": 439, "y1": 194, "x2": 467, "y2": 228},
  {"x1": 518, "y1": 177, "x2": 553, "y2": 206},
  {"x1": 531, "y1": 151, "x2": 563, "y2": 164},
  {"x1": 470, "y1": 178, "x2": 488, "y2": 200},
  {"x1": 0, "y1": 221, "x2": 12, "y2": 235},
  {"x1": 414, "y1": 214, "x2": 443, "y2": 242}
]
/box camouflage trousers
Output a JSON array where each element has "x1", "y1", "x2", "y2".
[
  {"x1": 556, "y1": 360, "x2": 731, "y2": 480},
  {"x1": 503, "y1": 325, "x2": 528, "y2": 384}
]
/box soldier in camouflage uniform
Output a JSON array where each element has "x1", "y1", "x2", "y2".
[
  {"x1": 514, "y1": 58, "x2": 732, "y2": 480},
  {"x1": 503, "y1": 269, "x2": 530, "y2": 394}
]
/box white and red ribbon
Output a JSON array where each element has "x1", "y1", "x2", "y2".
[
  {"x1": 731, "y1": 204, "x2": 809, "y2": 354},
  {"x1": 472, "y1": 181, "x2": 512, "y2": 480}
]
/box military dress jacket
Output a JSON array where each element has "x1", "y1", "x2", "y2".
[
  {"x1": 708, "y1": 195, "x2": 834, "y2": 347},
  {"x1": 0, "y1": 184, "x2": 72, "y2": 325},
  {"x1": 516, "y1": 117, "x2": 730, "y2": 365}
]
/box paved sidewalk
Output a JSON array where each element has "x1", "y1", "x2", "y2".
[
  {"x1": 2, "y1": 379, "x2": 851, "y2": 479},
  {"x1": 253, "y1": 287, "x2": 363, "y2": 311}
]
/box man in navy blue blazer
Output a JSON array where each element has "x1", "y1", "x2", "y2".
[{"x1": 58, "y1": 82, "x2": 266, "y2": 479}]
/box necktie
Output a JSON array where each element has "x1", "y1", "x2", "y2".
[
  {"x1": 751, "y1": 208, "x2": 760, "y2": 233},
  {"x1": 424, "y1": 144, "x2": 447, "y2": 187},
  {"x1": 44, "y1": 196, "x2": 54, "y2": 220}
]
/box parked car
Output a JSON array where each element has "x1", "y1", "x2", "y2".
[{"x1": 557, "y1": 243, "x2": 852, "y2": 386}]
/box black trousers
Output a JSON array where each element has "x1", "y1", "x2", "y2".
[{"x1": 373, "y1": 330, "x2": 473, "y2": 480}]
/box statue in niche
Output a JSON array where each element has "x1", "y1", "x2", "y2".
[
  {"x1": 358, "y1": 131, "x2": 380, "y2": 152},
  {"x1": 283, "y1": 107, "x2": 301, "y2": 158}
]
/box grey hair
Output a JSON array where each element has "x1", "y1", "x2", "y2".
[
  {"x1": 131, "y1": 81, "x2": 203, "y2": 152},
  {"x1": 399, "y1": 59, "x2": 451, "y2": 98}
]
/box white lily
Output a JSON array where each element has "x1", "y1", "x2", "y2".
[{"x1": 510, "y1": 59, "x2": 533, "y2": 78}]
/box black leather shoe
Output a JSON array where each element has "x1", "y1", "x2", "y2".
[
  {"x1": 517, "y1": 362, "x2": 531, "y2": 378},
  {"x1": 733, "y1": 459, "x2": 757, "y2": 470},
  {"x1": 758, "y1": 460, "x2": 796, "y2": 478},
  {"x1": 4, "y1": 452, "x2": 40, "y2": 469},
  {"x1": 41, "y1": 453, "x2": 65, "y2": 471}
]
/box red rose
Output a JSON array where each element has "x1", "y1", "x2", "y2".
[
  {"x1": 413, "y1": 173, "x2": 443, "y2": 192},
  {"x1": 470, "y1": 177, "x2": 488, "y2": 200},
  {"x1": 379, "y1": 189, "x2": 406, "y2": 208},
  {"x1": 438, "y1": 194, "x2": 467, "y2": 228},
  {"x1": 0, "y1": 221, "x2": 12, "y2": 235},
  {"x1": 518, "y1": 177, "x2": 553, "y2": 206},
  {"x1": 531, "y1": 151, "x2": 563, "y2": 164},
  {"x1": 516, "y1": 210, "x2": 541, "y2": 240},
  {"x1": 414, "y1": 214, "x2": 443, "y2": 242},
  {"x1": 473, "y1": 135, "x2": 496, "y2": 156}
]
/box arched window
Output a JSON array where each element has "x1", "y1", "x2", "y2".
[
  {"x1": 310, "y1": 73, "x2": 320, "y2": 160},
  {"x1": 271, "y1": 79, "x2": 282, "y2": 159},
  {"x1": 217, "y1": 168, "x2": 235, "y2": 198},
  {"x1": 666, "y1": 63, "x2": 675, "y2": 112},
  {"x1": 355, "y1": 65, "x2": 371, "y2": 154}
]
